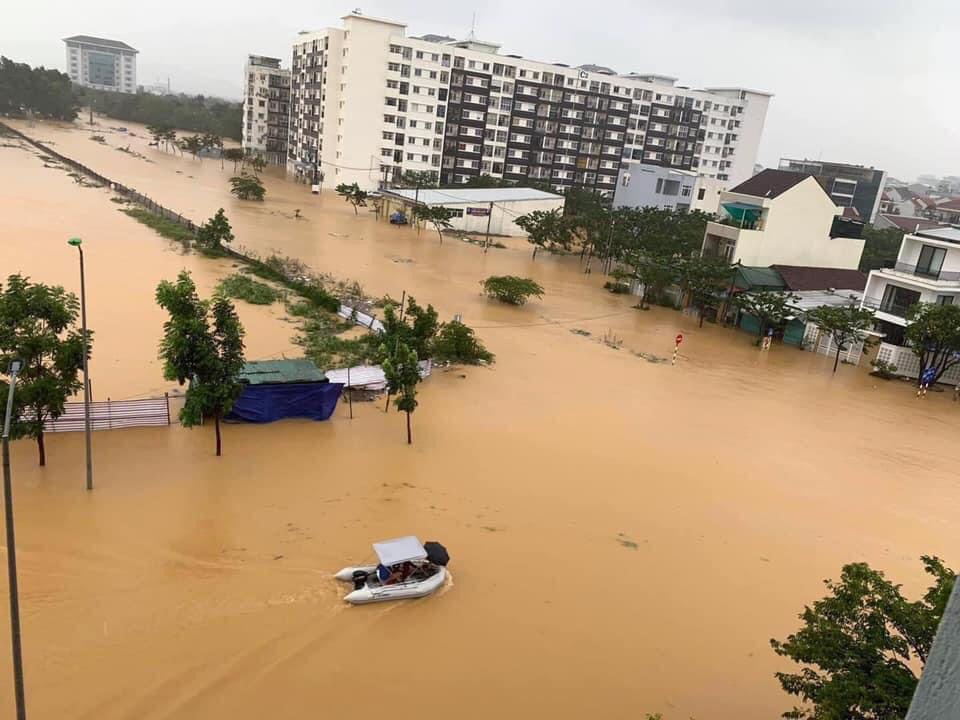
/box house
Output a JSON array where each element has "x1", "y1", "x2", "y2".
[
  {"x1": 873, "y1": 214, "x2": 946, "y2": 233},
  {"x1": 613, "y1": 163, "x2": 698, "y2": 211},
  {"x1": 931, "y1": 197, "x2": 960, "y2": 225},
  {"x1": 860, "y1": 226, "x2": 960, "y2": 381},
  {"x1": 379, "y1": 187, "x2": 565, "y2": 237},
  {"x1": 701, "y1": 169, "x2": 865, "y2": 270},
  {"x1": 226, "y1": 359, "x2": 343, "y2": 423}
]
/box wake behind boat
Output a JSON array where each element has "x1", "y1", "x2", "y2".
[{"x1": 335, "y1": 536, "x2": 450, "y2": 604}]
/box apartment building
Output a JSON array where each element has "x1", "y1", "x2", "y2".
[
  {"x1": 242, "y1": 55, "x2": 291, "y2": 166},
  {"x1": 64, "y1": 35, "x2": 137, "y2": 94},
  {"x1": 287, "y1": 13, "x2": 772, "y2": 194},
  {"x1": 701, "y1": 169, "x2": 865, "y2": 269},
  {"x1": 778, "y1": 158, "x2": 887, "y2": 223}
]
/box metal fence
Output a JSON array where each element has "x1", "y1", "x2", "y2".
[
  {"x1": 0, "y1": 121, "x2": 199, "y2": 234},
  {"x1": 41, "y1": 395, "x2": 172, "y2": 433}
]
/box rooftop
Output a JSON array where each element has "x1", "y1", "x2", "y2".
[
  {"x1": 772, "y1": 265, "x2": 868, "y2": 293},
  {"x1": 63, "y1": 35, "x2": 138, "y2": 52},
  {"x1": 790, "y1": 289, "x2": 864, "y2": 312},
  {"x1": 383, "y1": 187, "x2": 564, "y2": 205},
  {"x1": 878, "y1": 215, "x2": 946, "y2": 233},
  {"x1": 728, "y1": 169, "x2": 812, "y2": 200},
  {"x1": 915, "y1": 226, "x2": 960, "y2": 245},
  {"x1": 238, "y1": 359, "x2": 328, "y2": 385}
]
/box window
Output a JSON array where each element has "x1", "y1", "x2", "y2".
[
  {"x1": 917, "y1": 245, "x2": 947, "y2": 278},
  {"x1": 880, "y1": 285, "x2": 921, "y2": 316},
  {"x1": 697, "y1": 187, "x2": 706, "y2": 201},
  {"x1": 937, "y1": 295, "x2": 955, "y2": 306}
]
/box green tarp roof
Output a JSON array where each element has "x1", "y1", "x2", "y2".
[
  {"x1": 239, "y1": 359, "x2": 327, "y2": 385},
  {"x1": 734, "y1": 266, "x2": 786, "y2": 291},
  {"x1": 722, "y1": 201, "x2": 763, "y2": 223}
]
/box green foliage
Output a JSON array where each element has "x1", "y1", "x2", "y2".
[
  {"x1": 860, "y1": 225, "x2": 905, "y2": 272},
  {"x1": 79, "y1": 87, "x2": 241, "y2": 140},
  {"x1": 482, "y1": 276, "x2": 545, "y2": 306},
  {"x1": 904, "y1": 302, "x2": 960, "y2": 385},
  {"x1": 121, "y1": 206, "x2": 194, "y2": 246},
  {"x1": 733, "y1": 290, "x2": 797, "y2": 338},
  {"x1": 216, "y1": 274, "x2": 279, "y2": 305},
  {"x1": 178, "y1": 134, "x2": 204, "y2": 160},
  {"x1": 196, "y1": 208, "x2": 234, "y2": 254},
  {"x1": 248, "y1": 154, "x2": 267, "y2": 175},
  {"x1": 0, "y1": 56, "x2": 77, "y2": 119},
  {"x1": 432, "y1": 321, "x2": 494, "y2": 365},
  {"x1": 0, "y1": 274, "x2": 91, "y2": 466},
  {"x1": 155, "y1": 271, "x2": 246, "y2": 456},
  {"x1": 412, "y1": 204, "x2": 456, "y2": 243},
  {"x1": 679, "y1": 256, "x2": 731, "y2": 322},
  {"x1": 404, "y1": 297, "x2": 440, "y2": 360},
  {"x1": 515, "y1": 208, "x2": 573, "y2": 259},
  {"x1": 401, "y1": 170, "x2": 437, "y2": 188},
  {"x1": 382, "y1": 342, "x2": 421, "y2": 444},
  {"x1": 242, "y1": 254, "x2": 339, "y2": 313},
  {"x1": 222, "y1": 147, "x2": 245, "y2": 171},
  {"x1": 771, "y1": 556, "x2": 955, "y2": 720},
  {"x1": 229, "y1": 173, "x2": 265, "y2": 201},
  {"x1": 805, "y1": 304, "x2": 876, "y2": 372},
  {"x1": 335, "y1": 182, "x2": 368, "y2": 214},
  {"x1": 871, "y1": 358, "x2": 899, "y2": 379}
]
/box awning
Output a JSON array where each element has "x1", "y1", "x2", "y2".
[
  {"x1": 373, "y1": 536, "x2": 427, "y2": 566},
  {"x1": 722, "y1": 202, "x2": 762, "y2": 224}
]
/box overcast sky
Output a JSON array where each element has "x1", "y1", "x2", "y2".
[{"x1": 4, "y1": 0, "x2": 957, "y2": 180}]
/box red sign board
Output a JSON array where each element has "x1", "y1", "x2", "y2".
[{"x1": 675, "y1": 333, "x2": 684, "y2": 345}]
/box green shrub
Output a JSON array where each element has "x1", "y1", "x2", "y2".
[
  {"x1": 432, "y1": 321, "x2": 494, "y2": 364},
  {"x1": 216, "y1": 274, "x2": 279, "y2": 305},
  {"x1": 120, "y1": 207, "x2": 194, "y2": 246},
  {"x1": 481, "y1": 275, "x2": 544, "y2": 306}
]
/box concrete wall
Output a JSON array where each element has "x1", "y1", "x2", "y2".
[
  {"x1": 384, "y1": 196, "x2": 563, "y2": 236},
  {"x1": 614, "y1": 163, "x2": 696, "y2": 210}
]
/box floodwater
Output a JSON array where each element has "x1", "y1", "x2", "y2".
[{"x1": 0, "y1": 118, "x2": 958, "y2": 720}]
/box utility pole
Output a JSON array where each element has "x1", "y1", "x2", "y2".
[
  {"x1": 483, "y1": 201, "x2": 494, "y2": 253},
  {"x1": 68, "y1": 238, "x2": 93, "y2": 490},
  {"x1": 3, "y1": 359, "x2": 27, "y2": 720}
]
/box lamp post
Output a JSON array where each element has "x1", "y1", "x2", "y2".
[
  {"x1": 3, "y1": 359, "x2": 27, "y2": 720},
  {"x1": 67, "y1": 238, "x2": 93, "y2": 491}
]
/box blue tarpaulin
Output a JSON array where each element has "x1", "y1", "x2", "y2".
[{"x1": 226, "y1": 382, "x2": 343, "y2": 423}]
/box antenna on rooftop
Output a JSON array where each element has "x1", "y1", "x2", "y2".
[{"x1": 468, "y1": 11, "x2": 477, "y2": 40}]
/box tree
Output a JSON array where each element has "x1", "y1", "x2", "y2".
[
  {"x1": 860, "y1": 226, "x2": 906, "y2": 272},
  {"x1": 0, "y1": 56, "x2": 77, "y2": 120},
  {"x1": 412, "y1": 205, "x2": 456, "y2": 244},
  {"x1": 335, "y1": 182, "x2": 368, "y2": 214},
  {"x1": 162, "y1": 128, "x2": 178, "y2": 154},
  {"x1": 433, "y1": 321, "x2": 494, "y2": 365},
  {"x1": 481, "y1": 276, "x2": 544, "y2": 306},
  {"x1": 401, "y1": 170, "x2": 437, "y2": 199},
  {"x1": 628, "y1": 253, "x2": 679, "y2": 310},
  {"x1": 515, "y1": 208, "x2": 573, "y2": 259},
  {"x1": 179, "y1": 134, "x2": 204, "y2": 161},
  {"x1": 805, "y1": 303, "x2": 876, "y2": 372},
  {"x1": 732, "y1": 290, "x2": 797, "y2": 341},
  {"x1": 156, "y1": 272, "x2": 246, "y2": 456},
  {"x1": 249, "y1": 154, "x2": 267, "y2": 175},
  {"x1": 771, "y1": 556, "x2": 955, "y2": 720},
  {"x1": 0, "y1": 274, "x2": 90, "y2": 466},
  {"x1": 201, "y1": 133, "x2": 223, "y2": 168},
  {"x1": 146, "y1": 123, "x2": 168, "y2": 149},
  {"x1": 196, "y1": 208, "x2": 234, "y2": 254},
  {"x1": 403, "y1": 296, "x2": 439, "y2": 360},
  {"x1": 904, "y1": 302, "x2": 960, "y2": 385},
  {"x1": 229, "y1": 173, "x2": 265, "y2": 201},
  {"x1": 223, "y1": 147, "x2": 245, "y2": 172},
  {"x1": 679, "y1": 256, "x2": 732, "y2": 326},
  {"x1": 382, "y1": 342, "x2": 421, "y2": 444}
]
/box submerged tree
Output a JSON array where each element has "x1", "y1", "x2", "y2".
[
  {"x1": 412, "y1": 205, "x2": 456, "y2": 244},
  {"x1": 732, "y1": 290, "x2": 797, "y2": 341},
  {"x1": 805, "y1": 303, "x2": 876, "y2": 372},
  {"x1": 196, "y1": 208, "x2": 235, "y2": 254},
  {"x1": 679, "y1": 255, "x2": 732, "y2": 326},
  {"x1": 0, "y1": 274, "x2": 91, "y2": 466},
  {"x1": 771, "y1": 556, "x2": 955, "y2": 720},
  {"x1": 223, "y1": 147, "x2": 245, "y2": 172},
  {"x1": 382, "y1": 341, "x2": 421, "y2": 444},
  {"x1": 335, "y1": 182, "x2": 368, "y2": 214},
  {"x1": 432, "y1": 321, "x2": 494, "y2": 365},
  {"x1": 229, "y1": 173, "x2": 265, "y2": 201},
  {"x1": 904, "y1": 302, "x2": 960, "y2": 386},
  {"x1": 515, "y1": 208, "x2": 573, "y2": 259},
  {"x1": 156, "y1": 271, "x2": 246, "y2": 456},
  {"x1": 481, "y1": 276, "x2": 544, "y2": 306}
]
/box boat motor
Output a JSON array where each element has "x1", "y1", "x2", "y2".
[{"x1": 352, "y1": 570, "x2": 368, "y2": 590}]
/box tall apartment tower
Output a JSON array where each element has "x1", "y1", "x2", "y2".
[
  {"x1": 242, "y1": 55, "x2": 291, "y2": 166},
  {"x1": 287, "y1": 13, "x2": 771, "y2": 195},
  {"x1": 64, "y1": 36, "x2": 138, "y2": 94}
]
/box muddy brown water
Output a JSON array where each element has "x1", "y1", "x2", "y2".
[{"x1": 0, "y1": 118, "x2": 958, "y2": 719}]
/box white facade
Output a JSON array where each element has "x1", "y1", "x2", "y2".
[
  {"x1": 613, "y1": 163, "x2": 697, "y2": 210},
  {"x1": 64, "y1": 36, "x2": 137, "y2": 94},
  {"x1": 702, "y1": 173, "x2": 865, "y2": 269},
  {"x1": 860, "y1": 227, "x2": 960, "y2": 333},
  {"x1": 382, "y1": 187, "x2": 564, "y2": 237},
  {"x1": 287, "y1": 13, "x2": 772, "y2": 193},
  {"x1": 242, "y1": 55, "x2": 291, "y2": 166}
]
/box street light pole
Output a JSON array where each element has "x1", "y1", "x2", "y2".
[
  {"x1": 68, "y1": 238, "x2": 93, "y2": 491},
  {"x1": 3, "y1": 359, "x2": 27, "y2": 720}
]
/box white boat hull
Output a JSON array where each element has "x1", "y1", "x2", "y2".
[{"x1": 334, "y1": 565, "x2": 447, "y2": 604}]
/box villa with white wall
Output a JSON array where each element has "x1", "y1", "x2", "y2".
[{"x1": 701, "y1": 169, "x2": 865, "y2": 269}]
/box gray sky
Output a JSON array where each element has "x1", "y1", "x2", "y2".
[{"x1": 4, "y1": 0, "x2": 957, "y2": 181}]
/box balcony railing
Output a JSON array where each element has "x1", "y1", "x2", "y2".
[
  {"x1": 888, "y1": 261, "x2": 960, "y2": 283},
  {"x1": 860, "y1": 296, "x2": 913, "y2": 318},
  {"x1": 715, "y1": 216, "x2": 762, "y2": 231}
]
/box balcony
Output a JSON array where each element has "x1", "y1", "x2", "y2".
[
  {"x1": 860, "y1": 296, "x2": 913, "y2": 318},
  {"x1": 887, "y1": 261, "x2": 960, "y2": 283}
]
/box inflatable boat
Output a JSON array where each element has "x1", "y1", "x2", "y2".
[{"x1": 335, "y1": 536, "x2": 449, "y2": 605}]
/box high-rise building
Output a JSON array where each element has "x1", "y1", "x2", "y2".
[
  {"x1": 287, "y1": 13, "x2": 772, "y2": 194},
  {"x1": 778, "y1": 158, "x2": 887, "y2": 224},
  {"x1": 242, "y1": 55, "x2": 291, "y2": 166},
  {"x1": 64, "y1": 36, "x2": 137, "y2": 94}
]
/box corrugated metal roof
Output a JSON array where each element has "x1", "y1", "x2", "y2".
[
  {"x1": 63, "y1": 35, "x2": 138, "y2": 52},
  {"x1": 384, "y1": 187, "x2": 564, "y2": 205},
  {"x1": 239, "y1": 359, "x2": 327, "y2": 385},
  {"x1": 916, "y1": 226, "x2": 960, "y2": 244},
  {"x1": 789, "y1": 289, "x2": 864, "y2": 312}
]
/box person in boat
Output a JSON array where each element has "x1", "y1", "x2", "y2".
[{"x1": 377, "y1": 562, "x2": 414, "y2": 585}]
